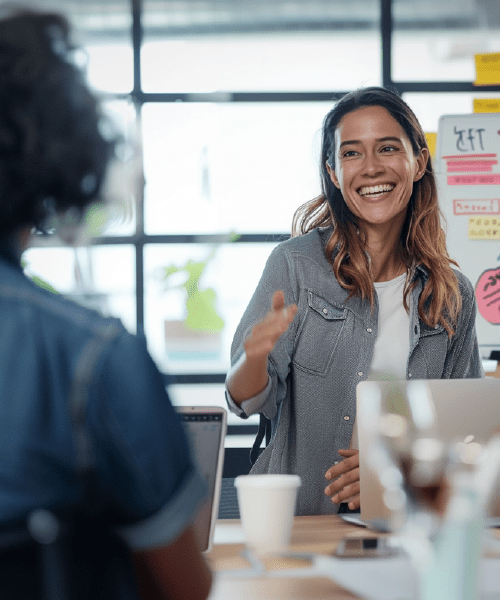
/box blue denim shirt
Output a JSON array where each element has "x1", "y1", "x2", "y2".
[
  {"x1": 0, "y1": 240, "x2": 205, "y2": 550},
  {"x1": 226, "y1": 227, "x2": 484, "y2": 516}
]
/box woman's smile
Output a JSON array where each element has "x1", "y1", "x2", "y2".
[
  {"x1": 358, "y1": 183, "x2": 395, "y2": 199},
  {"x1": 328, "y1": 105, "x2": 427, "y2": 232}
]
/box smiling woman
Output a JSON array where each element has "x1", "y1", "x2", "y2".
[
  {"x1": 225, "y1": 86, "x2": 484, "y2": 518},
  {"x1": 327, "y1": 105, "x2": 427, "y2": 256},
  {"x1": 297, "y1": 87, "x2": 463, "y2": 336}
]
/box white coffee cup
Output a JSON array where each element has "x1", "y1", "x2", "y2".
[{"x1": 234, "y1": 474, "x2": 301, "y2": 555}]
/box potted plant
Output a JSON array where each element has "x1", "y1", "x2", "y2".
[{"x1": 160, "y1": 246, "x2": 226, "y2": 361}]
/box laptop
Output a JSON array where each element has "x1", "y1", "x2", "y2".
[
  {"x1": 355, "y1": 379, "x2": 500, "y2": 531},
  {"x1": 176, "y1": 406, "x2": 227, "y2": 552}
]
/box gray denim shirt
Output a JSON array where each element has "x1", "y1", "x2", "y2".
[{"x1": 226, "y1": 227, "x2": 484, "y2": 516}]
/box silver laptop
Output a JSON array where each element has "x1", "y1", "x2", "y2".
[
  {"x1": 176, "y1": 406, "x2": 227, "y2": 551},
  {"x1": 356, "y1": 379, "x2": 500, "y2": 531}
]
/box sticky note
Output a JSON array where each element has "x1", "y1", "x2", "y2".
[
  {"x1": 474, "y1": 98, "x2": 500, "y2": 113},
  {"x1": 424, "y1": 132, "x2": 437, "y2": 158},
  {"x1": 468, "y1": 216, "x2": 500, "y2": 240},
  {"x1": 475, "y1": 52, "x2": 500, "y2": 86}
]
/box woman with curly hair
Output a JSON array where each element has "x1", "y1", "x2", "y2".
[
  {"x1": 226, "y1": 86, "x2": 483, "y2": 517},
  {"x1": 0, "y1": 9, "x2": 211, "y2": 599}
]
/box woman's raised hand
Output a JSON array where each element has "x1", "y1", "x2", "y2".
[
  {"x1": 243, "y1": 290, "x2": 298, "y2": 361},
  {"x1": 226, "y1": 290, "x2": 297, "y2": 404}
]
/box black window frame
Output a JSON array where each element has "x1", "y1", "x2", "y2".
[{"x1": 33, "y1": 0, "x2": 500, "y2": 390}]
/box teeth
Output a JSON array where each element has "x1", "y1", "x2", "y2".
[{"x1": 359, "y1": 184, "x2": 395, "y2": 197}]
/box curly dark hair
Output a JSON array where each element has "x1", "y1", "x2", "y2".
[{"x1": 0, "y1": 9, "x2": 115, "y2": 236}]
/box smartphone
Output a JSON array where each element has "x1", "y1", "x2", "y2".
[{"x1": 334, "y1": 536, "x2": 400, "y2": 558}]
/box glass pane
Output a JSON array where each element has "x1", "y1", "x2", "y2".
[
  {"x1": 28, "y1": 0, "x2": 133, "y2": 93},
  {"x1": 142, "y1": 0, "x2": 380, "y2": 37},
  {"x1": 404, "y1": 92, "x2": 500, "y2": 134},
  {"x1": 83, "y1": 43, "x2": 133, "y2": 94},
  {"x1": 144, "y1": 242, "x2": 279, "y2": 374},
  {"x1": 141, "y1": 31, "x2": 381, "y2": 93},
  {"x1": 143, "y1": 102, "x2": 332, "y2": 235},
  {"x1": 99, "y1": 99, "x2": 139, "y2": 237},
  {"x1": 392, "y1": 1, "x2": 500, "y2": 82},
  {"x1": 23, "y1": 244, "x2": 136, "y2": 333}
]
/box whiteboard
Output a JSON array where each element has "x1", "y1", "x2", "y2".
[{"x1": 435, "y1": 113, "x2": 500, "y2": 354}]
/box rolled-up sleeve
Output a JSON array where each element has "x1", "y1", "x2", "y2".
[
  {"x1": 117, "y1": 466, "x2": 206, "y2": 551},
  {"x1": 226, "y1": 245, "x2": 299, "y2": 421},
  {"x1": 225, "y1": 375, "x2": 272, "y2": 418},
  {"x1": 89, "y1": 329, "x2": 207, "y2": 550}
]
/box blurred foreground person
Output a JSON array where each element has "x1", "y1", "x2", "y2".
[{"x1": 0, "y1": 9, "x2": 211, "y2": 600}]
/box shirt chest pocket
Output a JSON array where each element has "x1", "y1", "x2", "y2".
[
  {"x1": 292, "y1": 290, "x2": 347, "y2": 376},
  {"x1": 413, "y1": 322, "x2": 448, "y2": 378}
]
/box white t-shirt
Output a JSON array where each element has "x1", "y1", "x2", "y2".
[
  {"x1": 370, "y1": 273, "x2": 410, "y2": 381},
  {"x1": 350, "y1": 273, "x2": 409, "y2": 449}
]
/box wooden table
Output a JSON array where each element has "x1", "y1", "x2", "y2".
[
  {"x1": 206, "y1": 515, "x2": 376, "y2": 600},
  {"x1": 206, "y1": 515, "x2": 500, "y2": 600}
]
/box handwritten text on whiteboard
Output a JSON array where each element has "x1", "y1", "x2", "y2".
[
  {"x1": 453, "y1": 199, "x2": 500, "y2": 215},
  {"x1": 453, "y1": 126, "x2": 486, "y2": 152},
  {"x1": 448, "y1": 175, "x2": 500, "y2": 185}
]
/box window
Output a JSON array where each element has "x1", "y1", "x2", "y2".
[
  {"x1": 141, "y1": 32, "x2": 381, "y2": 93},
  {"x1": 392, "y1": 0, "x2": 499, "y2": 83},
  {"x1": 404, "y1": 92, "x2": 500, "y2": 133},
  {"x1": 142, "y1": 102, "x2": 330, "y2": 234},
  {"x1": 25, "y1": 0, "x2": 500, "y2": 442},
  {"x1": 24, "y1": 245, "x2": 137, "y2": 333},
  {"x1": 143, "y1": 241, "x2": 279, "y2": 373}
]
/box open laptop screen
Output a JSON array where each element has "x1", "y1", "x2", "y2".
[{"x1": 176, "y1": 406, "x2": 226, "y2": 552}]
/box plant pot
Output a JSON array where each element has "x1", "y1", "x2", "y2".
[{"x1": 164, "y1": 319, "x2": 222, "y2": 361}]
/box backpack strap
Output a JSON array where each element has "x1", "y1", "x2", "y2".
[{"x1": 249, "y1": 414, "x2": 272, "y2": 466}]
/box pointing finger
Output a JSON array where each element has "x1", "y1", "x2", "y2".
[{"x1": 271, "y1": 289, "x2": 285, "y2": 312}]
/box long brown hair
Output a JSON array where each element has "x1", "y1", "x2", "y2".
[{"x1": 292, "y1": 87, "x2": 461, "y2": 337}]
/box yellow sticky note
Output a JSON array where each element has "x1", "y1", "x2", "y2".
[
  {"x1": 424, "y1": 132, "x2": 437, "y2": 159},
  {"x1": 468, "y1": 216, "x2": 500, "y2": 240},
  {"x1": 474, "y1": 98, "x2": 500, "y2": 113},
  {"x1": 475, "y1": 52, "x2": 500, "y2": 86}
]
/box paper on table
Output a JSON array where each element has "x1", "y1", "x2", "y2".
[{"x1": 314, "y1": 554, "x2": 500, "y2": 600}]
